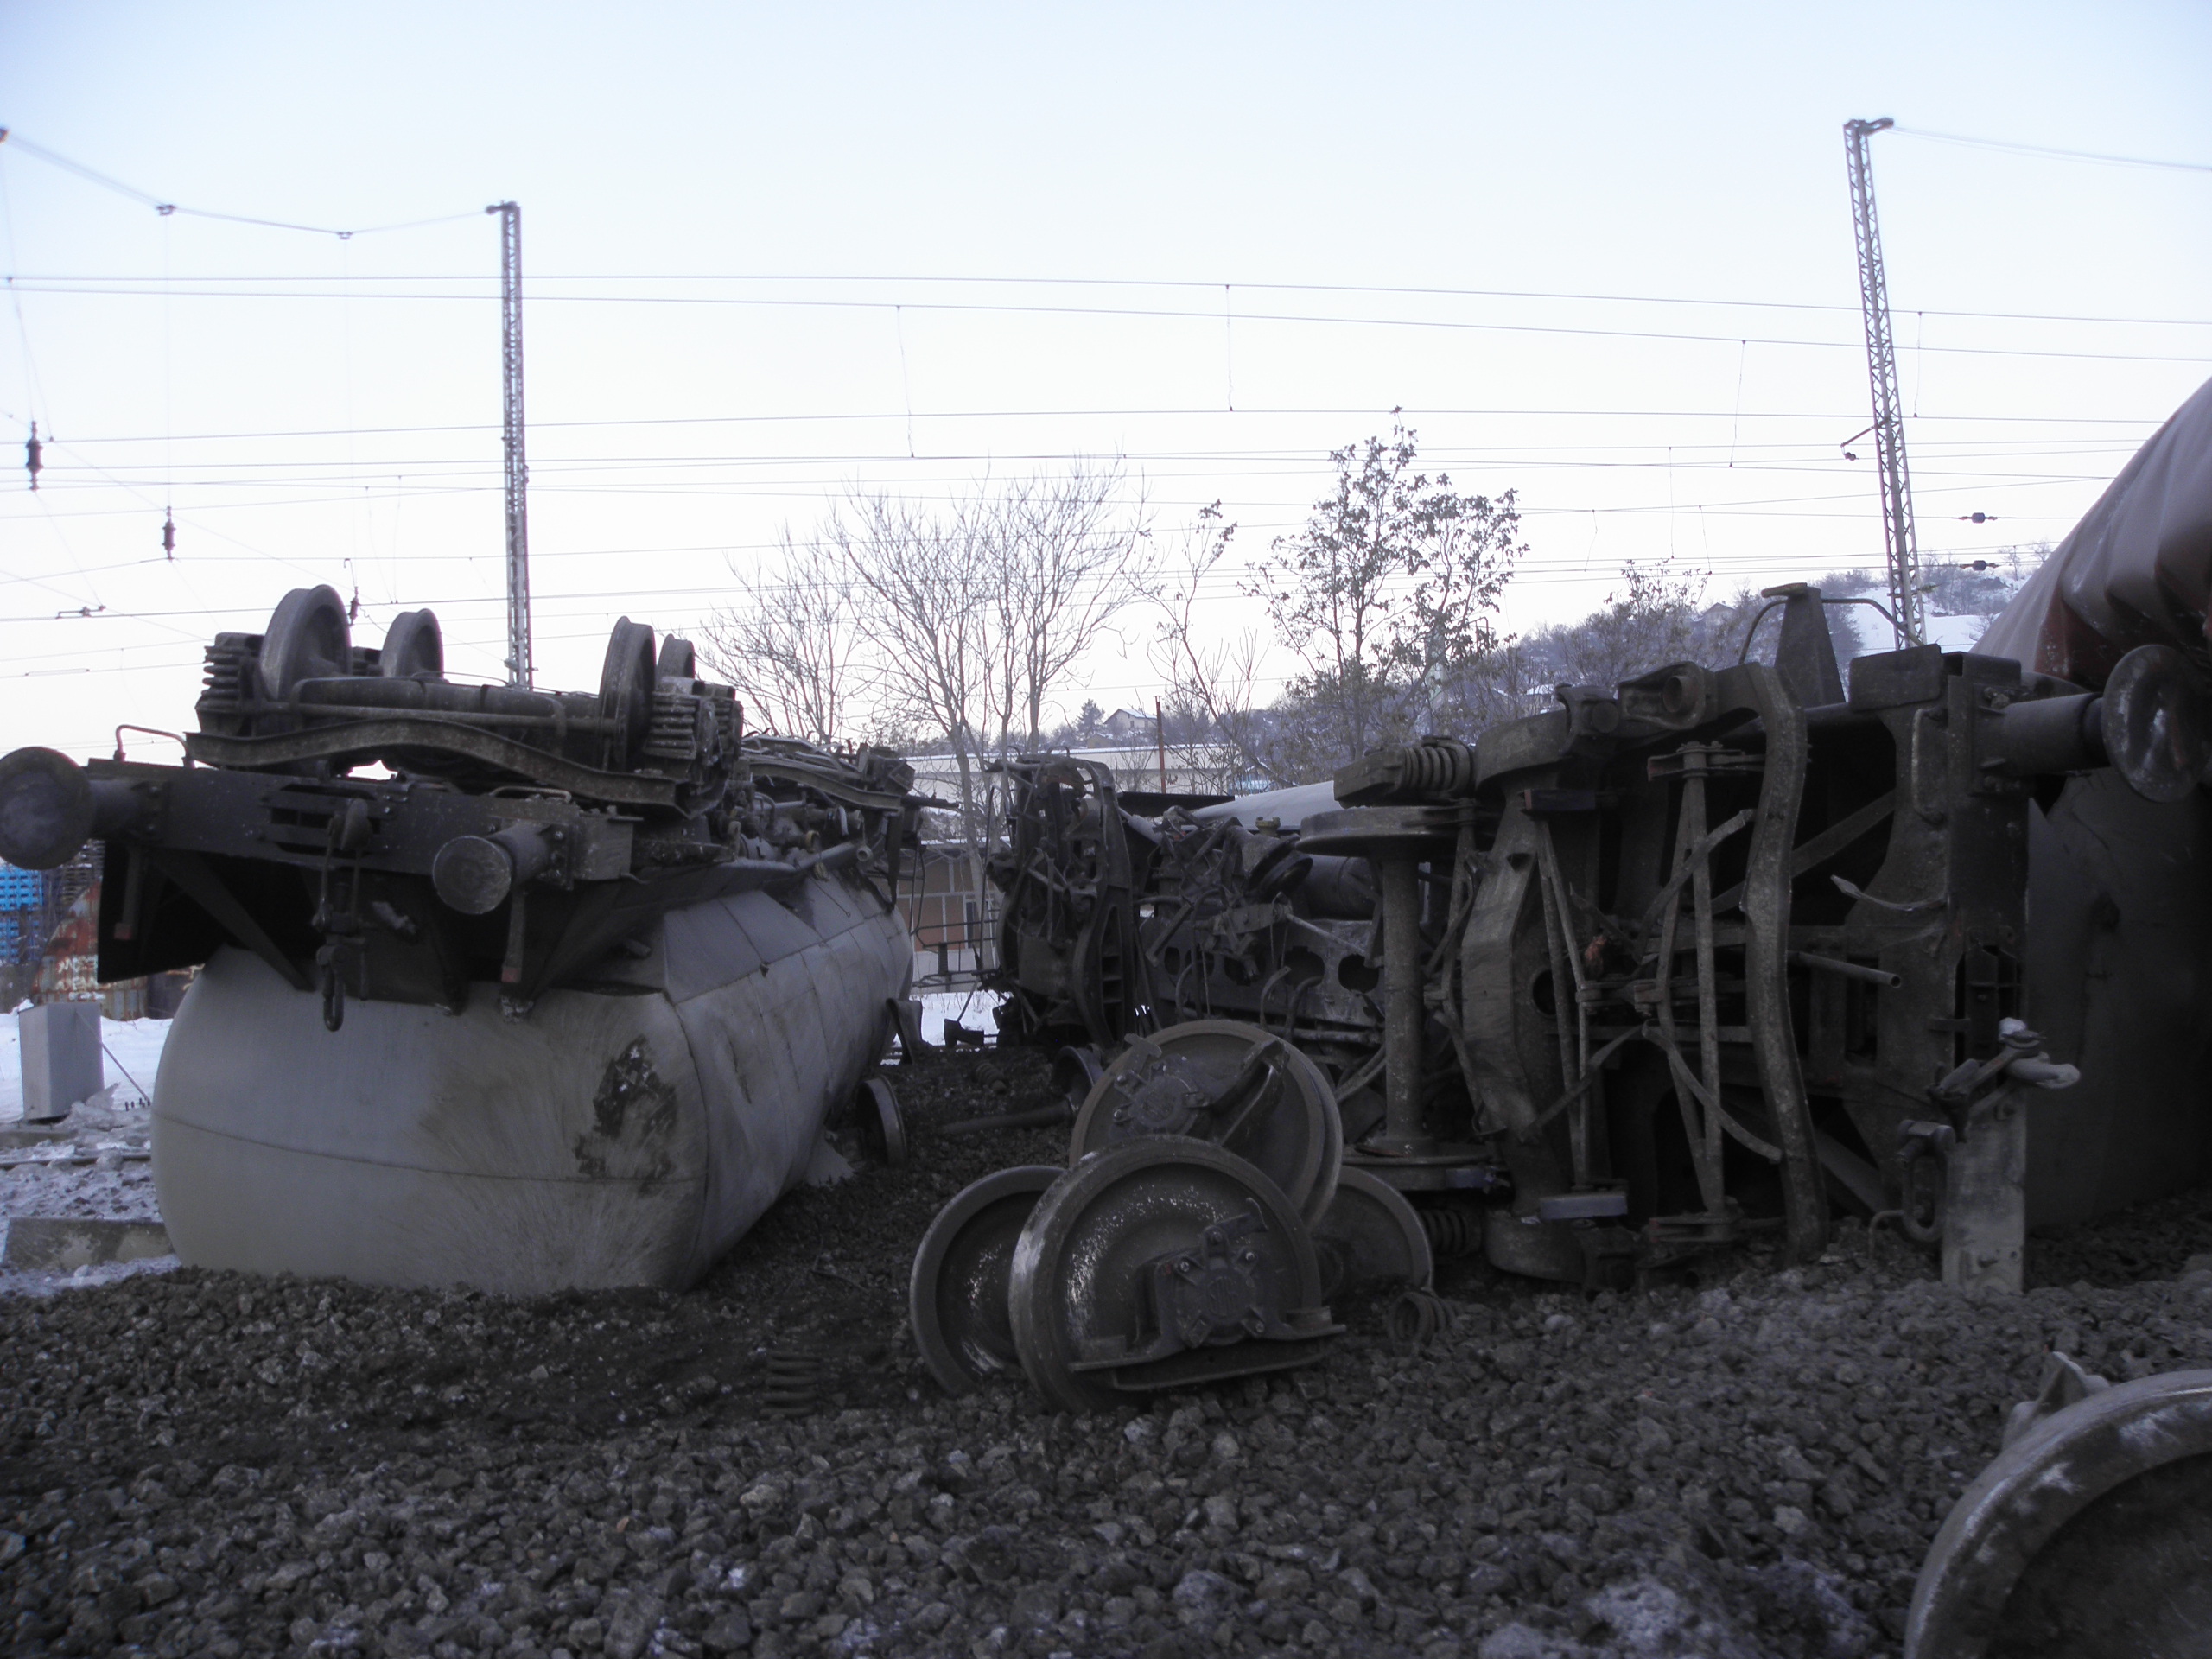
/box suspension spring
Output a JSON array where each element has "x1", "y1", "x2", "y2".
[
  {"x1": 761, "y1": 1350, "x2": 831, "y2": 1419},
  {"x1": 1420, "y1": 1206, "x2": 1484, "y2": 1260},
  {"x1": 1389, "y1": 740, "x2": 1476, "y2": 800},
  {"x1": 1387, "y1": 1288, "x2": 1450, "y2": 1353}
]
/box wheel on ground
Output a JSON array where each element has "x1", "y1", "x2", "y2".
[
  {"x1": 1907, "y1": 1367, "x2": 2212, "y2": 1659},
  {"x1": 1068, "y1": 1018, "x2": 1342, "y2": 1224},
  {"x1": 1312, "y1": 1167, "x2": 1434, "y2": 1302},
  {"x1": 855, "y1": 1076, "x2": 906, "y2": 1167},
  {"x1": 1008, "y1": 1138, "x2": 1328, "y2": 1414},
  {"x1": 909, "y1": 1166, "x2": 1060, "y2": 1395}
]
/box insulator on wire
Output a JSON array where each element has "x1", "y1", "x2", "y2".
[
  {"x1": 25, "y1": 423, "x2": 41, "y2": 492},
  {"x1": 161, "y1": 513, "x2": 175, "y2": 558}
]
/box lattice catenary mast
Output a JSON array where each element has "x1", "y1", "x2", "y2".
[
  {"x1": 1843, "y1": 118, "x2": 1923, "y2": 647},
  {"x1": 488, "y1": 200, "x2": 532, "y2": 686}
]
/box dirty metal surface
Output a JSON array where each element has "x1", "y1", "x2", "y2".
[
  {"x1": 907, "y1": 1163, "x2": 1058, "y2": 1395},
  {"x1": 0, "y1": 593, "x2": 931, "y2": 1294},
  {"x1": 1006, "y1": 1138, "x2": 1338, "y2": 1414},
  {"x1": 1068, "y1": 1018, "x2": 1343, "y2": 1225},
  {"x1": 981, "y1": 554, "x2": 2212, "y2": 1294},
  {"x1": 1908, "y1": 1365, "x2": 2212, "y2": 1659}
]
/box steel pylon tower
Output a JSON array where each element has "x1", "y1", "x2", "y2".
[
  {"x1": 488, "y1": 200, "x2": 532, "y2": 686},
  {"x1": 1843, "y1": 118, "x2": 1924, "y2": 647}
]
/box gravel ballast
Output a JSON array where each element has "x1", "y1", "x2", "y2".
[{"x1": 5, "y1": 1047, "x2": 2212, "y2": 1658}]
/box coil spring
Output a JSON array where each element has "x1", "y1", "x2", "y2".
[
  {"x1": 642, "y1": 690, "x2": 702, "y2": 762},
  {"x1": 1387, "y1": 1288, "x2": 1449, "y2": 1354},
  {"x1": 761, "y1": 1350, "x2": 830, "y2": 1419},
  {"x1": 1420, "y1": 1206, "x2": 1483, "y2": 1260},
  {"x1": 199, "y1": 640, "x2": 252, "y2": 711},
  {"x1": 1391, "y1": 740, "x2": 1475, "y2": 799}
]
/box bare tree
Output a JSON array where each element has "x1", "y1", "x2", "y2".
[
  {"x1": 994, "y1": 462, "x2": 1157, "y2": 751},
  {"x1": 787, "y1": 467, "x2": 1156, "y2": 852},
  {"x1": 1153, "y1": 505, "x2": 1288, "y2": 791},
  {"x1": 700, "y1": 531, "x2": 857, "y2": 743},
  {"x1": 830, "y1": 489, "x2": 1007, "y2": 848}
]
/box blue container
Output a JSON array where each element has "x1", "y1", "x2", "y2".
[{"x1": 0, "y1": 864, "x2": 42, "y2": 911}]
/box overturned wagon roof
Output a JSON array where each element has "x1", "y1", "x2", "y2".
[{"x1": 1980, "y1": 372, "x2": 2212, "y2": 686}]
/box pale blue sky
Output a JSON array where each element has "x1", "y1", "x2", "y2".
[{"x1": 2, "y1": 2, "x2": 2207, "y2": 752}]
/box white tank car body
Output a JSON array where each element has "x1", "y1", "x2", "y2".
[{"x1": 151, "y1": 870, "x2": 910, "y2": 1294}]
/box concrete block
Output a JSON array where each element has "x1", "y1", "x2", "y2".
[{"x1": 19, "y1": 1001, "x2": 103, "y2": 1124}]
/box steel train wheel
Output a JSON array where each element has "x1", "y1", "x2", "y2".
[
  {"x1": 1906, "y1": 1367, "x2": 2212, "y2": 1658},
  {"x1": 855, "y1": 1076, "x2": 906, "y2": 1167},
  {"x1": 379, "y1": 609, "x2": 444, "y2": 679},
  {"x1": 1068, "y1": 1018, "x2": 1343, "y2": 1224},
  {"x1": 1312, "y1": 1166, "x2": 1434, "y2": 1302},
  {"x1": 598, "y1": 617, "x2": 658, "y2": 770},
  {"x1": 258, "y1": 585, "x2": 352, "y2": 701},
  {"x1": 1007, "y1": 1139, "x2": 1326, "y2": 1414},
  {"x1": 908, "y1": 1166, "x2": 1060, "y2": 1395}
]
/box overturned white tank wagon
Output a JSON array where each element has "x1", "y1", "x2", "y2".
[{"x1": 0, "y1": 590, "x2": 922, "y2": 1294}]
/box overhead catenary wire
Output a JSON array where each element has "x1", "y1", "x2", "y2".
[
  {"x1": 15, "y1": 269, "x2": 2212, "y2": 330},
  {"x1": 0, "y1": 128, "x2": 2170, "y2": 724},
  {"x1": 0, "y1": 504, "x2": 2084, "y2": 626},
  {"x1": 11, "y1": 404, "x2": 2176, "y2": 448},
  {"x1": 9, "y1": 280, "x2": 2208, "y2": 365},
  {"x1": 0, "y1": 124, "x2": 499, "y2": 632},
  {"x1": 1890, "y1": 126, "x2": 2212, "y2": 175},
  {"x1": 0, "y1": 129, "x2": 482, "y2": 239}
]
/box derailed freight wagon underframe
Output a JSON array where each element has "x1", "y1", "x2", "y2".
[
  {"x1": 987, "y1": 582, "x2": 2206, "y2": 1291},
  {"x1": 0, "y1": 588, "x2": 928, "y2": 1294}
]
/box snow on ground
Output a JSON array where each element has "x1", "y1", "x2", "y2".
[
  {"x1": 1925, "y1": 611, "x2": 1993, "y2": 651},
  {"x1": 2, "y1": 1009, "x2": 174, "y2": 1286},
  {"x1": 917, "y1": 988, "x2": 1005, "y2": 1047},
  {"x1": 0, "y1": 1007, "x2": 171, "y2": 1121}
]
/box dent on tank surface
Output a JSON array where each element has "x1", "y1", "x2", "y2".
[{"x1": 0, "y1": 588, "x2": 925, "y2": 1293}]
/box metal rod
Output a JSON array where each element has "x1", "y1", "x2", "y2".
[
  {"x1": 1688, "y1": 761, "x2": 1725, "y2": 1203},
  {"x1": 1531, "y1": 825, "x2": 1585, "y2": 1177},
  {"x1": 938, "y1": 1102, "x2": 1073, "y2": 1137},
  {"x1": 1535, "y1": 825, "x2": 1597, "y2": 1184},
  {"x1": 1790, "y1": 950, "x2": 1904, "y2": 988},
  {"x1": 1376, "y1": 853, "x2": 1427, "y2": 1152},
  {"x1": 283, "y1": 703, "x2": 617, "y2": 733},
  {"x1": 1656, "y1": 751, "x2": 1726, "y2": 1213}
]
